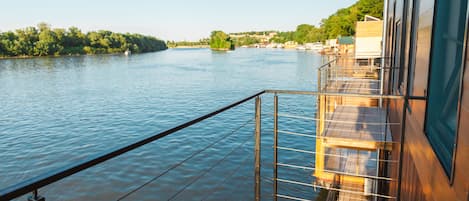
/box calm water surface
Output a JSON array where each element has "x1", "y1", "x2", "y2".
[{"x1": 0, "y1": 48, "x2": 322, "y2": 200}]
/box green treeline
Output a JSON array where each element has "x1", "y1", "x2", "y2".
[
  {"x1": 271, "y1": 0, "x2": 383, "y2": 44},
  {"x1": 232, "y1": 36, "x2": 261, "y2": 47},
  {"x1": 0, "y1": 23, "x2": 167, "y2": 57},
  {"x1": 209, "y1": 31, "x2": 235, "y2": 51},
  {"x1": 229, "y1": 31, "x2": 275, "y2": 35},
  {"x1": 167, "y1": 39, "x2": 209, "y2": 48}
]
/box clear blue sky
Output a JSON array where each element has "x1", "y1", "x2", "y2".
[{"x1": 0, "y1": 0, "x2": 357, "y2": 41}]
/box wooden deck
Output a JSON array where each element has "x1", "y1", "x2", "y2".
[
  {"x1": 326, "y1": 77, "x2": 380, "y2": 94},
  {"x1": 322, "y1": 106, "x2": 393, "y2": 150},
  {"x1": 324, "y1": 147, "x2": 377, "y2": 175},
  {"x1": 337, "y1": 183, "x2": 368, "y2": 201},
  {"x1": 324, "y1": 149, "x2": 375, "y2": 201}
]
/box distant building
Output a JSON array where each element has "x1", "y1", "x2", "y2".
[
  {"x1": 354, "y1": 15, "x2": 383, "y2": 59},
  {"x1": 284, "y1": 41, "x2": 298, "y2": 49},
  {"x1": 229, "y1": 31, "x2": 277, "y2": 44},
  {"x1": 304, "y1": 42, "x2": 323, "y2": 51},
  {"x1": 338, "y1": 36, "x2": 354, "y2": 56},
  {"x1": 324, "y1": 39, "x2": 339, "y2": 53},
  {"x1": 325, "y1": 39, "x2": 338, "y2": 48}
]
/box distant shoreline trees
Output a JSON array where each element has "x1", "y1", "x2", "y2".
[
  {"x1": 232, "y1": 36, "x2": 261, "y2": 47},
  {"x1": 0, "y1": 23, "x2": 167, "y2": 58},
  {"x1": 167, "y1": 39, "x2": 209, "y2": 48},
  {"x1": 271, "y1": 0, "x2": 384, "y2": 44},
  {"x1": 209, "y1": 31, "x2": 234, "y2": 51}
]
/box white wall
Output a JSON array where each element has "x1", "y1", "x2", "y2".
[{"x1": 355, "y1": 37, "x2": 382, "y2": 58}]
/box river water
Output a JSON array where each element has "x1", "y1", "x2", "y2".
[{"x1": 0, "y1": 48, "x2": 323, "y2": 200}]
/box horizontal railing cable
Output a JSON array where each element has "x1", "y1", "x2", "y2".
[
  {"x1": 260, "y1": 176, "x2": 313, "y2": 200},
  {"x1": 275, "y1": 194, "x2": 314, "y2": 201},
  {"x1": 276, "y1": 163, "x2": 394, "y2": 182},
  {"x1": 200, "y1": 154, "x2": 251, "y2": 201},
  {"x1": 265, "y1": 90, "x2": 404, "y2": 99},
  {"x1": 275, "y1": 129, "x2": 398, "y2": 145},
  {"x1": 167, "y1": 128, "x2": 254, "y2": 201},
  {"x1": 276, "y1": 178, "x2": 396, "y2": 199},
  {"x1": 116, "y1": 118, "x2": 254, "y2": 201},
  {"x1": 278, "y1": 130, "x2": 317, "y2": 138},
  {"x1": 275, "y1": 114, "x2": 400, "y2": 125},
  {"x1": 277, "y1": 146, "x2": 398, "y2": 163}
]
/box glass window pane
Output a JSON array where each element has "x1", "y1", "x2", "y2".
[{"x1": 426, "y1": 0, "x2": 467, "y2": 176}]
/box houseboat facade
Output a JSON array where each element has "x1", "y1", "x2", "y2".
[{"x1": 383, "y1": 0, "x2": 469, "y2": 200}]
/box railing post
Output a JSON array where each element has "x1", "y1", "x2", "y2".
[
  {"x1": 254, "y1": 96, "x2": 261, "y2": 201},
  {"x1": 273, "y1": 95, "x2": 278, "y2": 201},
  {"x1": 28, "y1": 189, "x2": 45, "y2": 201},
  {"x1": 318, "y1": 69, "x2": 322, "y2": 92}
]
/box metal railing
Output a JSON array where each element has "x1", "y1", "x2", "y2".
[
  {"x1": 318, "y1": 56, "x2": 384, "y2": 93},
  {"x1": 270, "y1": 90, "x2": 403, "y2": 201},
  {"x1": 0, "y1": 91, "x2": 264, "y2": 201},
  {"x1": 1, "y1": 89, "x2": 405, "y2": 201}
]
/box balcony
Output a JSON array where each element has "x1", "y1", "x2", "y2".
[{"x1": 314, "y1": 56, "x2": 399, "y2": 201}]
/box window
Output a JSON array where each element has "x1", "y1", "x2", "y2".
[{"x1": 426, "y1": 0, "x2": 467, "y2": 177}]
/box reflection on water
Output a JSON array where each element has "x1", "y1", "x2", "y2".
[{"x1": 0, "y1": 48, "x2": 322, "y2": 200}]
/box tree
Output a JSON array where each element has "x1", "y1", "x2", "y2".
[
  {"x1": 294, "y1": 24, "x2": 323, "y2": 44},
  {"x1": 320, "y1": 0, "x2": 384, "y2": 39},
  {"x1": 0, "y1": 32, "x2": 17, "y2": 56},
  {"x1": 35, "y1": 29, "x2": 61, "y2": 56},
  {"x1": 14, "y1": 27, "x2": 38, "y2": 55},
  {"x1": 37, "y1": 22, "x2": 51, "y2": 32},
  {"x1": 210, "y1": 31, "x2": 234, "y2": 50},
  {"x1": 0, "y1": 34, "x2": 5, "y2": 56},
  {"x1": 62, "y1": 27, "x2": 86, "y2": 54},
  {"x1": 270, "y1": 31, "x2": 295, "y2": 43},
  {"x1": 66, "y1": 27, "x2": 85, "y2": 47}
]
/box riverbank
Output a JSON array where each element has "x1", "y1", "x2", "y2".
[
  {"x1": 170, "y1": 45, "x2": 209, "y2": 49},
  {"x1": 0, "y1": 54, "x2": 83, "y2": 60},
  {"x1": 0, "y1": 50, "x2": 168, "y2": 60}
]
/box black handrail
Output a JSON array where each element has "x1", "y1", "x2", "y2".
[
  {"x1": 317, "y1": 58, "x2": 337, "y2": 71},
  {"x1": 0, "y1": 90, "x2": 266, "y2": 201}
]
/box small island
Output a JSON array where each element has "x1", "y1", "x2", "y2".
[
  {"x1": 0, "y1": 23, "x2": 167, "y2": 58},
  {"x1": 209, "y1": 31, "x2": 235, "y2": 51}
]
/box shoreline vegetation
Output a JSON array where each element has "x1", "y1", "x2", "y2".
[
  {"x1": 171, "y1": 46, "x2": 209, "y2": 49},
  {"x1": 0, "y1": 23, "x2": 167, "y2": 59},
  {"x1": 189, "y1": 0, "x2": 383, "y2": 49},
  {"x1": 167, "y1": 39, "x2": 209, "y2": 48}
]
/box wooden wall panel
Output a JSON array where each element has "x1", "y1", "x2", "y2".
[{"x1": 400, "y1": 146, "x2": 427, "y2": 201}]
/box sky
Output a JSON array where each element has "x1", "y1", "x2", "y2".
[{"x1": 0, "y1": 0, "x2": 358, "y2": 41}]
